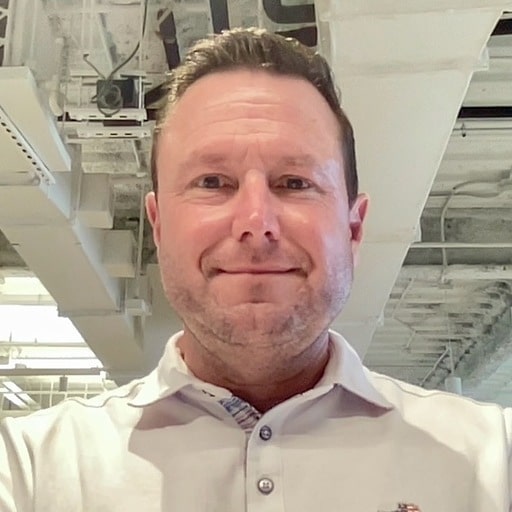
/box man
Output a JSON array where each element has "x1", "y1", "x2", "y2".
[{"x1": 0, "y1": 28, "x2": 510, "y2": 512}]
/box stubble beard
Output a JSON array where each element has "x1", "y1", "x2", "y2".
[{"x1": 159, "y1": 256, "x2": 354, "y2": 361}]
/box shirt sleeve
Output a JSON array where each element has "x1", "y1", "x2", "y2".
[
  {"x1": 503, "y1": 407, "x2": 512, "y2": 511},
  {"x1": 0, "y1": 418, "x2": 34, "y2": 512}
]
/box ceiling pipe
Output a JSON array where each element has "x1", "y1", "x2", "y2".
[
  {"x1": 420, "y1": 346, "x2": 450, "y2": 387},
  {"x1": 412, "y1": 242, "x2": 512, "y2": 249}
]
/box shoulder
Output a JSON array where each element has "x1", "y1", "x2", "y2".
[
  {"x1": 368, "y1": 369, "x2": 499, "y2": 408},
  {"x1": 367, "y1": 369, "x2": 511, "y2": 431},
  {"x1": 0, "y1": 377, "x2": 146, "y2": 445}
]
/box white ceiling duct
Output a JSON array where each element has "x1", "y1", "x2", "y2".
[
  {"x1": 314, "y1": 0, "x2": 512, "y2": 356},
  {"x1": 0, "y1": 65, "x2": 144, "y2": 373}
]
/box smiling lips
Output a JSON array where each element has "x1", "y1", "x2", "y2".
[{"x1": 215, "y1": 267, "x2": 302, "y2": 276}]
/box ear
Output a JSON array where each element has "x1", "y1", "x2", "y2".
[
  {"x1": 145, "y1": 191, "x2": 161, "y2": 249},
  {"x1": 349, "y1": 193, "x2": 369, "y2": 266}
]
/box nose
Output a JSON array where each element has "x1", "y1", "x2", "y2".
[{"x1": 231, "y1": 172, "x2": 280, "y2": 245}]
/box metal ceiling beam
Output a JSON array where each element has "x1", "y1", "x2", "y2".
[
  {"x1": 401, "y1": 264, "x2": 512, "y2": 280},
  {"x1": 446, "y1": 308, "x2": 512, "y2": 401},
  {"x1": 412, "y1": 242, "x2": 512, "y2": 249}
]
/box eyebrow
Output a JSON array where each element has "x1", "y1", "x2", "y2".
[
  {"x1": 178, "y1": 151, "x2": 320, "y2": 171},
  {"x1": 177, "y1": 152, "x2": 228, "y2": 172},
  {"x1": 273, "y1": 155, "x2": 319, "y2": 168}
]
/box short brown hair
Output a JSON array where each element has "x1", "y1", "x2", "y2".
[{"x1": 151, "y1": 27, "x2": 358, "y2": 204}]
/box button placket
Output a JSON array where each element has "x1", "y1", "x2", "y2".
[{"x1": 246, "y1": 415, "x2": 284, "y2": 510}]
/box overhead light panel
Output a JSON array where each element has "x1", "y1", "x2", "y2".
[
  {"x1": 2, "y1": 380, "x2": 37, "y2": 407},
  {"x1": 3, "y1": 393, "x2": 29, "y2": 409}
]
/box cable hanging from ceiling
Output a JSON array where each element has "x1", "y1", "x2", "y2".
[{"x1": 83, "y1": 0, "x2": 149, "y2": 117}]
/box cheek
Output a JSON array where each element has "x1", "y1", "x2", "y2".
[
  {"x1": 306, "y1": 230, "x2": 343, "y2": 270},
  {"x1": 294, "y1": 220, "x2": 351, "y2": 282},
  {"x1": 159, "y1": 204, "x2": 231, "y2": 263},
  {"x1": 284, "y1": 205, "x2": 348, "y2": 255}
]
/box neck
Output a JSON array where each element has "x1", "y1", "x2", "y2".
[{"x1": 177, "y1": 329, "x2": 330, "y2": 413}]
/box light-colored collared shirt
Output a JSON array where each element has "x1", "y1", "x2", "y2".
[{"x1": 0, "y1": 331, "x2": 510, "y2": 512}]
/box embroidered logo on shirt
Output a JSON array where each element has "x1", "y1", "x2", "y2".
[{"x1": 379, "y1": 504, "x2": 421, "y2": 512}]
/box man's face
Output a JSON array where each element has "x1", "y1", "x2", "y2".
[{"x1": 146, "y1": 69, "x2": 368, "y2": 352}]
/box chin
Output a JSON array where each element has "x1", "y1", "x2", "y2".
[{"x1": 209, "y1": 303, "x2": 312, "y2": 343}]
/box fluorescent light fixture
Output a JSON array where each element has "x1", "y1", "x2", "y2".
[
  {"x1": 0, "y1": 300, "x2": 105, "y2": 386},
  {"x1": 3, "y1": 393, "x2": 29, "y2": 409},
  {"x1": 0, "y1": 276, "x2": 51, "y2": 298},
  {"x1": 0, "y1": 305, "x2": 84, "y2": 343},
  {"x1": 3, "y1": 380, "x2": 22, "y2": 393},
  {"x1": 2, "y1": 380, "x2": 37, "y2": 406}
]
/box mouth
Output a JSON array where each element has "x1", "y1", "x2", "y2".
[{"x1": 213, "y1": 268, "x2": 303, "y2": 276}]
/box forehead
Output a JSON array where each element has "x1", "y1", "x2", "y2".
[{"x1": 157, "y1": 69, "x2": 341, "y2": 163}]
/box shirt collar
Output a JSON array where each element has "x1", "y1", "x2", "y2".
[
  {"x1": 129, "y1": 331, "x2": 230, "y2": 407},
  {"x1": 319, "y1": 330, "x2": 394, "y2": 410},
  {"x1": 129, "y1": 330, "x2": 393, "y2": 410}
]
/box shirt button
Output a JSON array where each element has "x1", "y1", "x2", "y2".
[
  {"x1": 257, "y1": 477, "x2": 274, "y2": 495},
  {"x1": 259, "y1": 425, "x2": 272, "y2": 441}
]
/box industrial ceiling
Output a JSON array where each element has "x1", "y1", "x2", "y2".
[{"x1": 1, "y1": 0, "x2": 512, "y2": 416}]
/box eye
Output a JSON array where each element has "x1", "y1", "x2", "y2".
[
  {"x1": 194, "y1": 175, "x2": 233, "y2": 189},
  {"x1": 276, "y1": 176, "x2": 312, "y2": 190}
]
